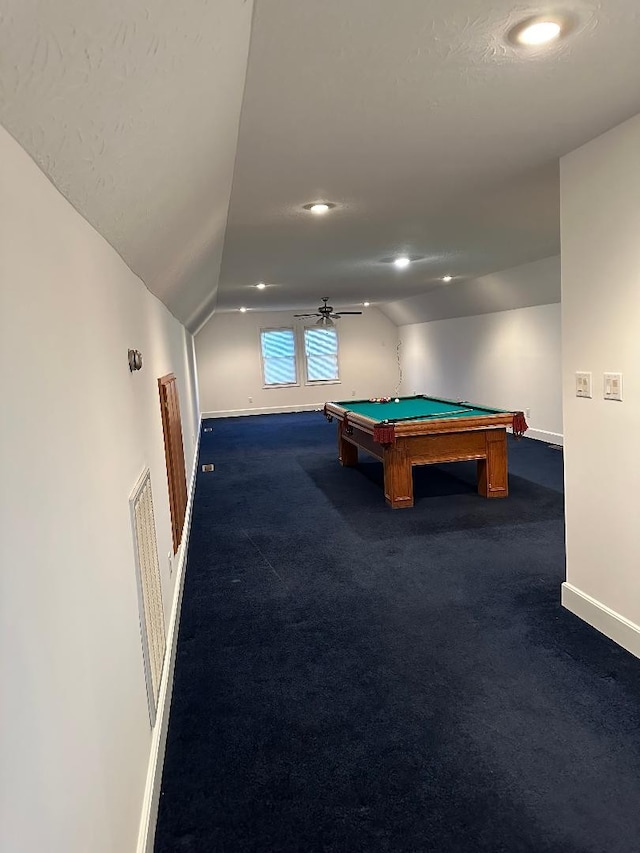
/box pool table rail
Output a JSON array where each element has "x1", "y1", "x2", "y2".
[{"x1": 323, "y1": 401, "x2": 514, "y2": 439}]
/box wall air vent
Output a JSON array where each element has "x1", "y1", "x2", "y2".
[{"x1": 129, "y1": 468, "x2": 166, "y2": 726}]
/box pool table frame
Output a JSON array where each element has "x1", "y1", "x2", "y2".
[{"x1": 324, "y1": 400, "x2": 514, "y2": 509}]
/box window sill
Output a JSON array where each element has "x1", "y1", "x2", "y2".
[{"x1": 262, "y1": 383, "x2": 300, "y2": 390}]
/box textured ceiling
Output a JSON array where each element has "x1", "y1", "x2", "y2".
[
  {"x1": 0, "y1": 0, "x2": 254, "y2": 331},
  {"x1": 1, "y1": 0, "x2": 639, "y2": 329}
]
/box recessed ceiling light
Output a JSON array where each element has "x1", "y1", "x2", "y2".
[
  {"x1": 508, "y1": 14, "x2": 574, "y2": 47},
  {"x1": 379, "y1": 254, "x2": 424, "y2": 266},
  {"x1": 239, "y1": 307, "x2": 247, "y2": 313},
  {"x1": 363, "y1": 302, "x2": 370, "y2": 307},
  {"x1": 256, "y1": 282, "x2": 266, "y2": 290},
  {"x1": 518, "y1": 20, "x2": 560, "y2": 44},
  {"x1": 302, "y1": 202, "x2": 336, "y2": 214},
  {"x1": 442, "y1": 275, "x2": 453, "y2": 282}
]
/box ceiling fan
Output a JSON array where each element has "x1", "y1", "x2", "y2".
[{"x1": 294, "y1": 297, "x2": 363, "y2": 327}]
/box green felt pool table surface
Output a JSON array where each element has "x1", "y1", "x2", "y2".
[{"x1": 331, "y1": 395, "x2": 507, "y2": 423}]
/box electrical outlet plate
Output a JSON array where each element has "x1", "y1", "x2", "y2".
[
  {"x1": 603, "y1": 372, "x2": 623, "y2": 401},
  {"x1": 202, "y1": 463, "x2": 215, "y2": 472},
  {"x1": 575, "y1": 372, "x2": 592, "y2": 398}
]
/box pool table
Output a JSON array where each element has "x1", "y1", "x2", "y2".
[{"x1": 323, "y1": 395, "x2": 527, "y2": 509}]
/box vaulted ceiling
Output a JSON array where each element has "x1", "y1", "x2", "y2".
[
  {"x1": 1, "y1": 0, "x2": 639, "y2": 330},
  {"x1": 0, "y1": 0, "x2": 253, "y2": 331}
]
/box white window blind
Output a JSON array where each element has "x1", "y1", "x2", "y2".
[
  {"x1": 260, "y1": 328, "x2": 297, "y2": 386},
  {"x1": 304, "y1": 327, "x2": 339, "y2": 382}
]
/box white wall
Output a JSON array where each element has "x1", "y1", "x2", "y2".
[
  {"x1": 0, "y1": 126, "x2": 199, "y2": 852},
  {"x1": 399, "y1": 303, "x2": 563, "y2": 443},
  {"x1": 196, "y1": 309, "x2": 400, "y2": 416},
  {"x1": 560, "y1": 113, "x2": 640, "y2": 655}
]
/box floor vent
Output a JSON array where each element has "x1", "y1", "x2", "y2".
[{"x1": 130, "y1": 468, "x2": 166, "y2": 726}]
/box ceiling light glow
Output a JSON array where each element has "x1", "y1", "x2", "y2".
[
  {"x1": 442, "y1": 275, "x2": 453, "y2": 282},
  {"x1": 363, "y1": 302, "x2": 370, "y2": 307},
  {"x1": 303, "y1": 202, "x2": 336, "y2": 214},
  {"x1": 517, "y1": 20, "x2": 561, "y2": 44},
  {"x1": 256, "y1": 282, "x2": 266, "y2": 289},
  {"x1": 507, "y1": 14, "x2": 574, "y2": 47},
  {"x1": 239, "y1": 307, "x2": 247, "y2": 313},
  {"x1": 394, "y1": 257, "x2": 411, "y2": 269}
]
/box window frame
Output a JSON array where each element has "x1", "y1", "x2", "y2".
[
  {"x1": 302, "y1": 324, "x2": 341, "y2": 386},
  {"x1": 259, "y1": 326, "x2": 300, "y2": 389}
]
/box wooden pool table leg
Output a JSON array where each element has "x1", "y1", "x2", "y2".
[
  {"x1": 383, "y1": 445, "x2": 414, "y2": 509},
  {"x1": 477, "y1": 430, "x2": 508, "y2": 498},
  {"x1": 337, "y1": 422, "x2": 359, "y2": 466}
]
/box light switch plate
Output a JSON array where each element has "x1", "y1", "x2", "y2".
[
  {"x1": 603, "y1": 372, "x2": 623, "y2": 401},
  {"x1": 575, "y1": 372, "x2": 592, "y2": 398}
]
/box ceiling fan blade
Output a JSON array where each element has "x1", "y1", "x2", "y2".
[
  {"x1": 332, "y1": 311, "x2": 362, "y2": 316},
  {"x1": 294, "y1": 313, "x2": 319, "y2": 318}
]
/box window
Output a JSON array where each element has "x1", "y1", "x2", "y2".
[
  {"x1": 260, "y1": 328, "x2": 298, "y2": 386},
  {"x1": 304, "y1": 326, "x2": 339, "y2": 383}
]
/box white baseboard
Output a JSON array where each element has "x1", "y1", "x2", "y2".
[
  {"x1": 202, "y1": 403, "x2": 324, "y2": 418},
  {"x1": 203, "y1": 408, "x2": 562, "y2": 446},
  {"x1": 136, "y1": 427, "x2": 201, "y2": 853},
  {"x1": 562, "y1": 582, "x2": 640, "y2": 659},
  {"x1": 523, "y1": 428, "x2": 563, "y2": 445},
  {"x1": 507, "y1": 426, "x2": 563, "y2": 444}
]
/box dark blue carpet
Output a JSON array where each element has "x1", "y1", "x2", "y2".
[{"x1": 155, "y1": 412, "x2": 640, "y2": 853}]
